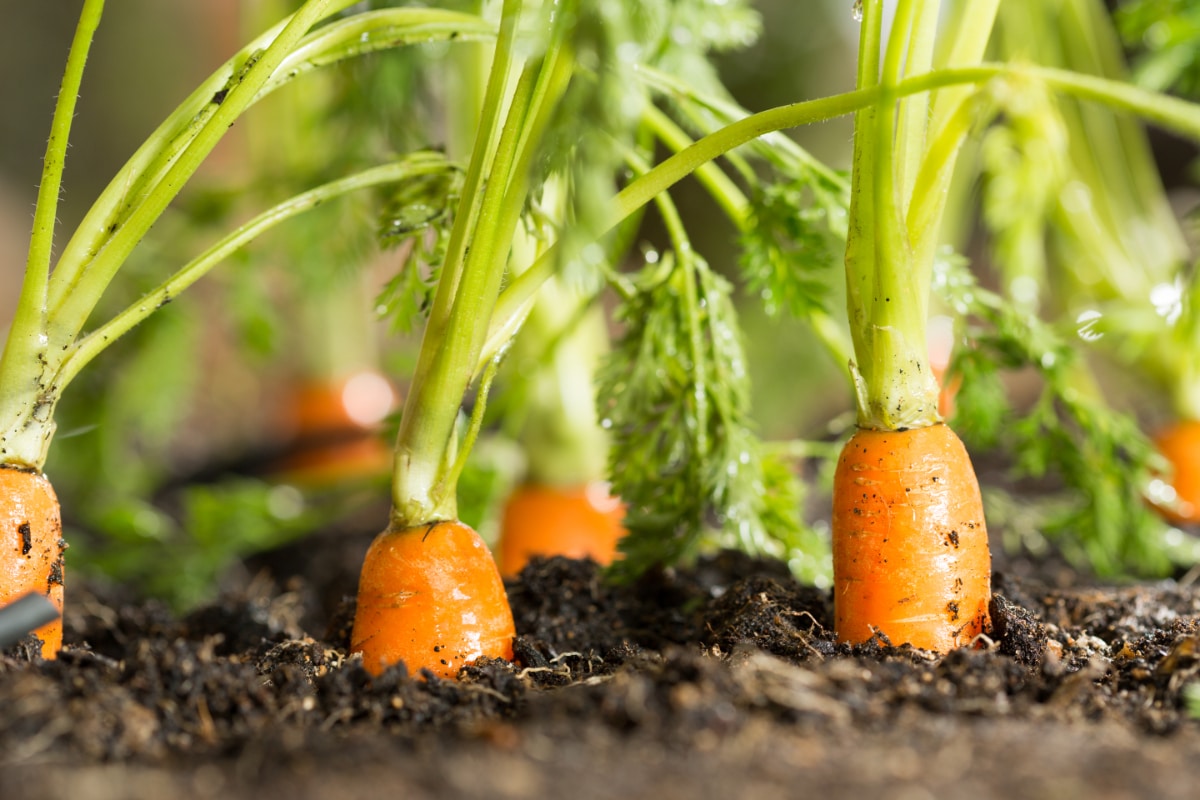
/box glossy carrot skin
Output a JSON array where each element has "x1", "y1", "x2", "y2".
[
  {"x1": 832, "y1": 424, "x2": 991, "y2": 652},
  {"x1": 351, "y1": 519, "x2": 515, "y2": 678},
  {"x1": 1153, "y1": 419, "x2": 1200, "y2": 524},
  {"x1": 0, "y1": 466, "x2": 64, "y2": 658},
  {"x1": 496, "y1": 482, "x2": 626, "y2": 578}
]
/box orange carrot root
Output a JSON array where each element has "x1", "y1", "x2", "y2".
[
  {"x1": 1153, "y1": 419, "x2": 1200, "y2": 524},
  {"x1": 496, "y1": 482, "x2": 626, "y2": 578},
  {"x1": 0, "y1": 466, "x2": 65, "y2": 658},
  {"x1": 929, "y1": 360, "x2": 962, "y2": 420},
  {"x1": 272, "y1": 372, "x2": 397, "y2": 485},
  {"x1": 351, "y1": 519, "x2": 515, "y2": 678},
  {"x1": 832, "y1": 424, "x2": 991, "y2": 652},
  {"x1": 928, "y1": 319, "x2": 960, "y2": 420}
]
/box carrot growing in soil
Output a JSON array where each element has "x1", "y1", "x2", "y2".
[
  {"x1": 831, "y1": 1, "x2": 1000, "y2": 651},
  {"x1": 349, "y1": 0, "x2": 800, "y2": 672},
  {"x1": 350, "y1": 0, "x2": 575, "y2": 678},
  {"x1": 0, "y1": 0, "x2": 499, "y2": 655},
  {"x1": 494, "y1": 283, "x2": 625, "y2": 578}
]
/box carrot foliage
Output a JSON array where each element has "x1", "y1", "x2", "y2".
[
  {"x1": 739, "y1": 167, "x2": 849, "y2": 318},
  {"x1": 375, "y1": 158, "x2": 463, "y2": 333},
  {"x1": 598, "y1": 258, "x2": 821, "y2": 581},
  {"x1": 1116, "y1": 0, "x2": 1200, "y2": 96},
  {"x1": 941, "y1": 257, "x2": 1197, "y2": 577}
]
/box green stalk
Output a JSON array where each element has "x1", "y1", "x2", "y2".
[
  {"x1": 847, "y1": 0, "x2": 997, "y2": 429},
  {"x1": 510, "y1": 293, "x2": 612, "y2": 486},
  {"x1": 929, "y1": 0, "x2": 1002, "y2": 135},
  {"x1": 641, "y1": 104, "x2": 748, "y2": 226},
  {"x1": 485, "y1": 59, "x2": 1200, "y2": 372},
  {"x1": 2, "y1": 0, "x2": 336, "y2": 469},
  {"x1": 908, "y1": 0, "x2": 1000, "y2": 268},
  {"x1": 894, "y1": 0, "x2": 939, "y2": 200},
  {"x1": 0, "y1": 0, "x2": 105, "y2": 468},
  {"x1": 45, "y1": 6, "x2": 489, "y2": 314},
  {"x1": 55, "y1": 158, "x2": 448, "y2": 391},
  {"x1": 860, "y1": 0, "x2": 933, "y2": 430},
  {"x1": 634, "y1": 63, "x2": 845, "y2": 189},
  {"x1": 391, "y1": 0, "x2": 578, "y2": 527},
  {"x1": 45, "y1": 0, "x2": 338, "y2": 349},
  {"x1": 643, "y1": 104, "x2": 855, "y2": 387},
  {"x1": 2, "y1": 2, "x2": 494, "y2": 469}
]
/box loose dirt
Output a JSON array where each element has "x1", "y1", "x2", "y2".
[{"x1": 2, "y1": 544, "x2": 1198, "y2": 799}]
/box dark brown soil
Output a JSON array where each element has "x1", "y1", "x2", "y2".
[{"x1": 2, "y1": 546, "x2": 1199, "y2": 799}]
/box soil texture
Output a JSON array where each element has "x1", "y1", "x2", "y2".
[{"x1": 2, "y1": 547, "x2": 1199, "y2": 799}]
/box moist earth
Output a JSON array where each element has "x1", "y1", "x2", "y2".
[{"x1": 1, "y1": 544, "x2": 1199, "y2": 800}]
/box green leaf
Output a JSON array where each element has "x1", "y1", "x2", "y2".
[
  {"x1": 937, "y1": 256, "x2": 1190, "y2": 577},
  {"x1": 598, "y1": 254, "x2": 815, "y2": 578},
  {"x1": 1117, "y1": 0, "x2": 1200, "y2": 96},
  {"x1": 374, "y1": 156, "x2": 463, "y2": 332},
  {"x1": 739, "y1": 168, "x2": 849, "y2": 317}
]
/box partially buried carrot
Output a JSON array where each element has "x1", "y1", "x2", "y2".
[
  {"x1": 1152, "y1": 419, "x2": 1200, "y2": 524},
  {"x1": 351, "y1": 520, "x2": 515, "y2": 678},
  {"x1": 832, "y1": 425, "x2": 991, "y2": 652},
  {"x1": 497, "y1": 482, "x2": 625, "y2": 577},
  {"x1": 830, "y1": 1, "x2": 999, "y2": 652},
  {"x1": 0, "y1": 466, "x2": 65, "y2": 658}
]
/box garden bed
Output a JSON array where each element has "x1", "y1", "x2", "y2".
[{"x1": 3, "y1": 539, "x2": 1199, "y2": 799}]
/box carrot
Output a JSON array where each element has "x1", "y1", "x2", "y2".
[
  {"x1": 1153, "y1": 419, "x2": 1200, "y2": 525},
  {"x1": 928, "y1": 316, "x2": 960, "y2": 420},
  {"x1": 0, "y1": 466, "x2": 65, "y2": 658},
  {"x1": 832, "y1": 425, "x2": 991, "y2": 650},
  {"x1": 271, "y1": 372, "x2": 397, "y2": 485},
  {"x1": 496, "y1": 482, "x2": 625, "y2": 577},
  {"x1": 347, "y1": 5, "x2": 557, "y2": 678},
  {"x1": 351, "y1": 520, "x2": 514, "y2": 678},
  {"x1": 826, "y1": 2, "x2": 1000, "y2": 651}
]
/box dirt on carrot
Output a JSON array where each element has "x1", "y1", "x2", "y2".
[
  {"x1": 0, "y1": 465, "x2": 65, "y2": 659},
  {"x1": 832, "y1": 424, "x2": 992, "y2": 652},
  {"x1": 496, "y1": 482, "x2": 626, "y2": 578},
  {"x1": 351, "y1": 519, "x2": 515, "y2": 679}
]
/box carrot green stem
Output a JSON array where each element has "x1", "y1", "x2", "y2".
[
  {"x1": 55, "y1": 157, "x2": 450, "y2": 391},
  {"x1": 846, "y1": 0, "x2": 1000, "y2": 430},
  {"x1": 44, "y1": 0, "x2": 338, "y2": 349},
  {"x1": 437, "y1": 347, "x2": 506, "y2": 510},
  {"x1": 0, "y1": 0, "x2": 105, "y2": 469},
  {"x1": 390, "y1": 0, "x2": 576, "y2": 527},
  {"x1": 483, "y1": 59, "x2": 1200, "y2": 374},
  {"x1": 0, "y1": 2, "x2": 490, "y2": 471},
  {"x1": 893, "y1": 0, "x2": 938, "y2": 199},
  {"x1": 44, "y1": 6, "x2": 490, "y2": 335},
  {"x1": 642, "y1": 104, "x2": 855, "y2": 388},
  {"x1": 391, "y1": 0, "x2": 527, "y2": 526}
]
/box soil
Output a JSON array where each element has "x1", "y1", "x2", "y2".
[{"x1": 2, "y1": 533, "x2": 1199, "y2": 799}]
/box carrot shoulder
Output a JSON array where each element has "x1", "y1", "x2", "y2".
[
  {"x1": 832, "y1": 424, "x2": 991, "y2": 651},
  {"x1": 0, "y1": 466, "x2": 64, "y2": 658},
  {"x1": 497, "y1": 482, "x2": 625, "y2": 578},
  {"x1": 351, "y1": 520, "x2": 515, "y2": 678}
]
